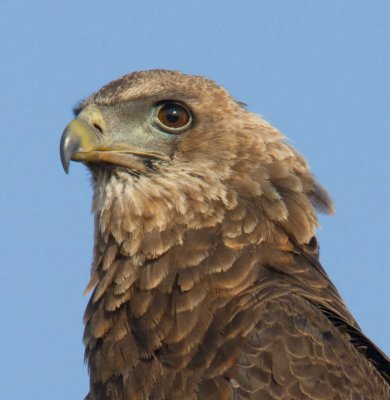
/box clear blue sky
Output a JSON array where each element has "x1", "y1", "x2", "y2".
[{"x1": 1, "y1": 1, "x2": 389, "y2": 398}]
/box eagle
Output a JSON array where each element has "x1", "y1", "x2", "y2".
[{"x1": 60, "y1": 69, "x2": 390, "y2": 400}]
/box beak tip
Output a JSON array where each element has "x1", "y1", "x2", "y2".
[
  {"x1": 60, "y1": 122, "x2": 81, "y2": 174},
  {"x1": 60, "y1": 145, "x2": 71, "y2": 174}
]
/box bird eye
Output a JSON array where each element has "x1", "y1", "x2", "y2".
[{"x1": 156, "y1": 102, "x2": 191, "y2": 132}]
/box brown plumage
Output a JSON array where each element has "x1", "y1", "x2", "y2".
[{"x1": 60, "y1": 69, "x2": 390, "y2": 399}]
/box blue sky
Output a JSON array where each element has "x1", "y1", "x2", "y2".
[{"x1": 1, "y1": 1, "x2": 389, "y2": 398}]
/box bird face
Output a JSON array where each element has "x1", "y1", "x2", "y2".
[
  {"x1": 60, "y1": 98, "x2": 193, "y2": 174},
  {"x1": 60, "y1": 70, "x2": 241, "y2": 178}
]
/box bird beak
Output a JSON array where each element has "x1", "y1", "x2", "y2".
[
  {"x1": 60, "y1": 107, "x2": 170, "y2": 174},
  {"x1": 60, "y1": 118, "x2": 98, "y2": 173}
]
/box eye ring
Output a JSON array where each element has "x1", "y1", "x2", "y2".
[{"x1": 155, "y1": 102, "x2": 192, "y2": 133}]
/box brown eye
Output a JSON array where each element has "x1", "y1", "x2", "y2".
[{"x1": 156, "y1": 102, "x2": 191, "y2": 132}]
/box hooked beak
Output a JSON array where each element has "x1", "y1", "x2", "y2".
[{"x1": 60, "y1": 119, "x2": 97, "y2": 173}]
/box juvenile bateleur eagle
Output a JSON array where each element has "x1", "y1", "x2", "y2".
[{"x1": 60, "y1": 69, "x2": 390, "y2": 400}]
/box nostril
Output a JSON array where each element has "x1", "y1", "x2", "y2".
[{"x1": 93, "y1": 123, "x2": 103, "y2": 134}]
